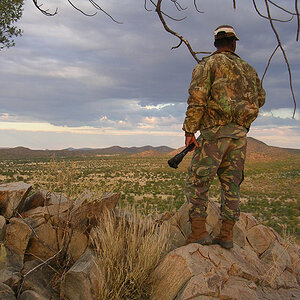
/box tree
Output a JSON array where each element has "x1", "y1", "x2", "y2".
[{"x1": 0, "y1": 0, "x2": 24, "y2": 50}]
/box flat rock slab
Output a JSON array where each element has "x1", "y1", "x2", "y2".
[{"x1": 0, "y1": 182, "x2": 32, "y2": 218}]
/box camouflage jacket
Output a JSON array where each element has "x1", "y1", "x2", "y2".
[{"x1": 182, "y1": 51, "x2": 265, "y2": 134}]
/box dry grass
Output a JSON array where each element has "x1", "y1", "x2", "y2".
[{"x1": 90, "y1": 207, "x2": 170, "y2": 300}]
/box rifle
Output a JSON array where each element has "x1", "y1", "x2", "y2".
[{"x1": 168, "y1": 143, "x2": 195, "y2": 169}]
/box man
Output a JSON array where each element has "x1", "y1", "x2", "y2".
[{"x1": 183, "y1": 25, "x2": 265, "y2": 249}]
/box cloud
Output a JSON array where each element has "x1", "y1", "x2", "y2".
[{"x1": 0, "y1": 0, "x2": 299, "y2": 149}]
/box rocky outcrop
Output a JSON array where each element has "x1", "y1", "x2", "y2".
[
  {"x1": 151, "y1": 200, "x2": 300, "y2": 300},
  {"x1": 0, "y1": 181, "x2": 299, "y2": 300},
  {"x1": 0, "y1": 181, "x2": 120, "y2": 300}
]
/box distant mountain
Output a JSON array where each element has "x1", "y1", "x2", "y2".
[
  {"x1": 168, "y1": 137, "x2": 300, "y2": 161},
  {"x1": 0, "y1": 145, "x2": 175, "y2": 160},
  {"x1": 0, "y1": 138, "x2": 299, "y2": 160}
]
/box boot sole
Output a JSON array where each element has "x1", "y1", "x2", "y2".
[{"x1": 212, "y1": 238, "x2": 233, "y2": 249}]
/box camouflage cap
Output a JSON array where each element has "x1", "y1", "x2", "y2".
[{"x1": 214, "y1": 25, "x2": 239, "y2": 41}]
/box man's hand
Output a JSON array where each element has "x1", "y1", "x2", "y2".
[{"x1": 185, "y1": 132, "x2": 199, "y2": 151}]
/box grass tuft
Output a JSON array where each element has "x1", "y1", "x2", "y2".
[{"x1": 90, "y1": 207, "x2": 170, "y2": 300}]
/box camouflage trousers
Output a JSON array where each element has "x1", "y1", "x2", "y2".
[{"x1": 185, "y1": 137, "x2": 247, "y2": 222}]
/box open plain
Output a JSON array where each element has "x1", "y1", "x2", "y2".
[{"x1": 0, "y1": 138, "x2": 299, "y2": 242}]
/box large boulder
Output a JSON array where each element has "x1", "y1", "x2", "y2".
[
  {"x1": 20, "y1": 259, "x2": 59, "y2": 300},
  {"x1": 151, "y1": 201, "x2": 300, "y2": 300},
  {"x1": 61, "y1": 249, "x2": 99, "y2": 300},
  {"x1": 70, "y1": 192, "x2": 120, "y2": 232},
  {"x1": 21, "y1": 190, "x2": 69, "y2": 213},
  {"x1": 0, "y1": 245, "x2": 23, "y2": 291},
  {"x1": 4, "y1": 218, "x2": 32, "y2": 258},
  {"x1": 0, "y1": 182, "x2": 32, "y2": 218}
]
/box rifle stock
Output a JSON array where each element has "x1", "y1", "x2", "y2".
[{"x1": 168, "y1": 143, "x2": 195, "y2": 169}]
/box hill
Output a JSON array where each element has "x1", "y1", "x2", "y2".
[
  {"x1": 0, "y1": 145, "x2": 174, "y2": 160},
  {"x1": 0, "y1": 137, "x2": 299, "y2": 160},
  {"x1": 168, "y1": 137, "x2": 300, "y2": 161}
]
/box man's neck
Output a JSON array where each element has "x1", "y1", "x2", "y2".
[{"x1": 216, "y1": 47, "x2": 235, "y2": 53}]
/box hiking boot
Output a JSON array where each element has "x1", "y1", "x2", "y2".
[
  {"x1": 185, "y1": 216, "x2": 212, "y2": 245},
  {"x1": 212, "y1": 219, "x2": 235, "y2": 249}
]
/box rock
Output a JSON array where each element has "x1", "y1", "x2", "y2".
[
  {"x1": 21, "y1": 202, "x2": 71, "y2": 220},
  {"x1": 21, "y1": 190, "x2": 69, "y2": 213},
  {"x1": 150, "y1": 240, "x2": 300, "y2": 300},
  {"x1": 0, "y1": 182, "x2": 32, "y2": 218},
  {"x1": 260, "y1": 241, "x2": 292, "y2": 273},
  {"x1": 233, "y1": 218, "x2": 247, "y2": 248},
  {"x1": 0, "y1": 245, "x2": 23, "y2": 291},
  {"x1": 0, "y1": 216, "x2": 6, "y2": 241},
  {"x1": 176, "y1": 272, "x2": 222, "y2": 299},
  {"x1": 219, "y1": 276, "x2": 260, "y2": 300},
  {"x1": 0, "y1": 282, "x2": 16, "y2": 300},
  {"x1": 206, "y1": 200, "x2": 221, "y2": 236},
  {"x1": 71, "y1": 192, "x2": 120, "y2": 232},
  {"x1": 21, "y1": 260, "x2": 59, "y2": 300},
  {"x1": 151, "y1": 244, "x2": 210, "y2": 300},
  {"x1": 4, "y1": 218, "x2": 31, "y2": 258},
  {"x1": 25, "y1": 218, "x2": 88, "y2": 262},
  {"x1": 239, "y1": 212, "x2": 258, "y2": 231},
  {"x1": 246, "y1": 224, "x2": 276, "y2": 255},
  {"x1": 62, "y1": 249, "x2": 99, "y2": 300},
  {"x1": 20, "y1": 191, "x2": 46, "y2": 213},
  {"x1": 19, "y1": 290, "x2": 48, "y2": 300}
]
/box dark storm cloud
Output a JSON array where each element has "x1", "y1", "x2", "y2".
[{"x1": 0, "y1": 0, "x2": 299, "y2": 134}]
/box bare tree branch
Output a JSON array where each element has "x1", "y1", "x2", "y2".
[
  {"x1": 264, "y1": 0, "x2": 297, "y2": 118},
  {"x1": 155, "y1": 0, "x2": 201, "y2": 63},
  {"x1": 194, "y1": 0, "x2": 204, "y2": 13},
  {"x1": 296, "y1": 0, "x2": 300, "y2": 41},
  {"x1": 252, "y1": 0, "x2": 294, "y2": 22},
  {"x1": 149, "y1": 0, "x2": 187, "y2": 21},
  {"x1": 88, "y1": 0, "x2": 122, "y2": 24},
  {"x1": 262, "y1": 44, "x2": 279, "y2": 83},
  {"x1": 144, "y1": 0, "x2": 153, "y2": 12},
  {"x1": 268, "y1": 0, "x2": 297, "y2": 15},
  {"x1": 67, "y1": 0, "x2": 97, "y2": 17},
  {"x1": 172, "y1": 0, "x2": 187, "y2": 11},
  {"x1": 32, "y1": 0, "x2": 58, "y2": 16},
  {"x1": 233, "y1": 0, "x2": 236, "y2": 10}
]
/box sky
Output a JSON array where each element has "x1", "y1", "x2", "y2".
[{"x1": 0, "y1": 0, "x2": 299, "y2": 150}]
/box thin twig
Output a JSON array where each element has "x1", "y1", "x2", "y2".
[
  {"x1": 264, "y1": 0, "x2": 297, "y2": 118},
  {"x1": 195, "y1": 51, "x2": 212, "y2": 54},
  {"x1": 268, "y1": 0, "x2": 297, "y2": 15},
  {"x1": 150, "y1": 0, "x2": 187, "y2": 21},
  {"x1": 144, "y1": 0, "x2": 152, "y2": 11},
  {"x1": 155, "y1": 0, "x2": 200, "y2": 63},
  {"x1": 262, "y1": 44, "x2": 279, "y2": 83},
  {"x1": 194, "y1": 0, "x2": 204, "y2": 13},
  {"x1": 253, "y1": 0, "x2": 294, "y2": 22},
  {"x1": 233, "y1": 0, "x2": 236, "y2": 10},
  {"x1": 67, "y1": 0, "x2": 97, "y2": 17},
  {"x1": 18, "y1": 248, "x2": 63, "y2": 297},
  {"x1": 89, "y1": 0, "x2": 123, "y2": 24},
  {"x1": 172, "y1": 0, "x2": 187, "y2": 11},
  {"x1": 32, "y1": 0, "x2": 58, "y2": 16},
  {"x1": 296, "y1": 0, "x2": 300, "y2": 41}
]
